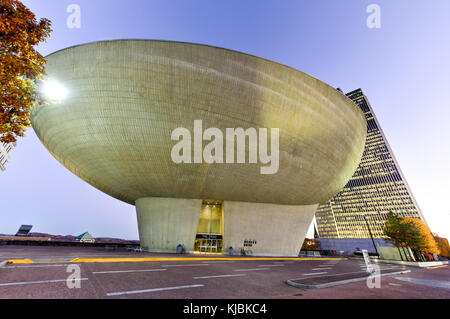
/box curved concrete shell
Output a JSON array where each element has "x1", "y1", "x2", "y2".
[{"x1": 31, "y1": 40, "x2": 367, "y2": 256}]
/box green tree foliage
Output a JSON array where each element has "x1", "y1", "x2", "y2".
[{"x1": 383, "y1": 211, "x2": 414, "y2": 247}]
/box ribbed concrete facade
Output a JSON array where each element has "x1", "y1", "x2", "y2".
[
  {"x1": 31, "y1": 40, "x2": 367, "y2": 256},
  {"x1": 0, "y1": 142, "x2": 15, "y2": 171},
  {"x1": 315, "y1": 89, "x2": 427, "y2": 239},
  {"x1": 223, "y1": 201, "x2": 318, "y2": 256}
]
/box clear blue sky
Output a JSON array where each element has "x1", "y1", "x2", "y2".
[{"x1": 2, "y1": 0, "x2": 449, "y2": 240}]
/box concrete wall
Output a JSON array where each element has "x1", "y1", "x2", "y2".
[
  {"x1": 378, "y1": 246, "x2": 403, "y2": 261},
  {"x1": 223, "y1": 201, "x2": 318, "y2": 256},
  {"x1": 136, "y1": 197, "x2": 202, "y2": 253},
  {"x1": 135, "y1": 197, "x2": 317, "y2": 256}
]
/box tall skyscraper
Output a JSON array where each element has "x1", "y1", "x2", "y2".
[
  {"x1": 0, "y1": 142, "x2": 15, "y2": 172},
  {"x1": 315, "y1": 89, "x2": 427, "y2": 239}
]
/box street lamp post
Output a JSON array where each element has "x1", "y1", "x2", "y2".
[{"x1": 362, "y1": 213, "x2": 379, "y2": 256}]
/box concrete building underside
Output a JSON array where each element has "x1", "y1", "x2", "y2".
[{"x1": 136, "y1": 197, "x2": 317, "y2": 256}]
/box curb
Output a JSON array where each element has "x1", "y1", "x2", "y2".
[
  {"x1": 374, "y1": 259, "x2": 449, "y2": 268},
  {"x1": 286, "y1": 270, "x2": 411, "y2": 290}
]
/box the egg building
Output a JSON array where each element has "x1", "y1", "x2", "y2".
[{"x1": 31, "y1": 40, "x2": 367, "y2": 256}]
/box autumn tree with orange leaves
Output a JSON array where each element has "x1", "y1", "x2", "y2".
[
  {"x1": 0, "y1": 0, "x2": 52, "y2": 143},
  {"x1": 301, "y1": 238, "x2": 318, "y2": 251},
  {"x1": 433, "y1": 235, "x2": 450, "y2": 258},
  {"x1": 403, "y1": 217, "x2": 440, "y2": 255},
  {"x1": 384, "y1": 211, "x2": 441, "y2": 261}
]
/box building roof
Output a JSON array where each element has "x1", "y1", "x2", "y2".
[
  {"x1": 15, "y1": 225, "x2": 33, "y2": 236},
  {"x1": 76, "y1": 232, "x2": 94, "y2": 240}
]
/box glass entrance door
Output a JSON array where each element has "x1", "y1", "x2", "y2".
[
  {"x1": 194, "y1": 201, "x2": 223, "y2": 254},
  {"x1": 194, "y1": 236, "x2": 223, "y2": 253}
]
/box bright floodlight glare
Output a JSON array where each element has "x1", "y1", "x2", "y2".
[{"x1": 41, "y1": 79, "x2": 68, "y2": 101}]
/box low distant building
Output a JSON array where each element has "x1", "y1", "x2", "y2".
[
  {"x1": 0, "y1": 235, "x2": 51, "y2": 243},
  {"x1": 15, "y1": 225, "x2": 33, "y2": 237},
  {"x1": 0, "y1": 142, "x2": 16, "y2": 172},
  {"x1": 76, "y1": 232, "x2": 95, "y2": 243}
]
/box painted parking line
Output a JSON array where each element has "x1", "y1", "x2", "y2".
[
  {"x1": 193, "y1": 274, "x2": 247, "y2": 279},
  {"x1": 0, "y1": 278, "x2": 88, "y2": 287},
  {"x1": 93, "y1": 269, "x2": 167, "y2": 274},
  {"x1": 312, "y1": 267, "x2": 332, "y2": 270},
  {"x1": 1, "y1": 264, "x2": 78, "y2": 269},
  {"x1": 106, "y1": 284, "x2": 204, "y2": 296},
  {"x1": 258, "y1": 264, "x2": 284, "y2": 267},
  {"x1": 233, "y1": 268, "x2": 270, "y2": 272},
  {"x1": 162, "y1": 264, "x2": 210, "y2": 267},
  {"x1": 302, "y1": 272, "x2": 328, "y2": 276}
]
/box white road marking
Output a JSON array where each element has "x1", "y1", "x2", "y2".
[
  {"x1": 312, "y1": 267, "x2": 332, "y2": 270},
  {"x1": 302, "y1": 272, "x2": 328, "y2": 276},
  {"x1": 0, "y1": 278, "x2": 88, "y2": 287},
  {"x1": 291, "y1": 269, "x2": 405, "y2": 281},
  {"x1": 193, "y1": 274, "x2": 247, "y2": 279},
  {"x1": 162, "y1": 264, "x2": 210, "y2": 267},
  {"x1": 389, "y1": 283, "x2": 402, "y2": 287},
  {"x1": 93, "y1": 269, "x2": 166, "y2": 274},
  {"x1": 106, "y1": 284, "x2": 204, "y2": 296},
  {"x1": 0, "y1": 264, "x2": 80, "y2": 269},
  {"x1": 258, "y1": 264, "x2": 284, "y2": 267},
  {"x1": 233, "y1": 268, "x2": 270, "y2": 272},
  {"x1": 394, "y1": 277, "x2": 450, "y2": 289}
]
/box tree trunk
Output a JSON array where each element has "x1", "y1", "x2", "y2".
[{"x1": 397, "y1": 246, "x2": 404, "y2": 261}]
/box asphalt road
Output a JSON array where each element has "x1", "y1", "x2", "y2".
[{"x1": 0, "y1": 246, "x2": 449, "y2": 299}]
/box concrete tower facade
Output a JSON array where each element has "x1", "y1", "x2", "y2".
[{"x1": 315, "y1": 89, "x2": 427, "y2": 239}]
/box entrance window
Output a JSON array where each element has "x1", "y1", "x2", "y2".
[{"x1": 194, "y1": 201, "x2": 223, "y2": 253}]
